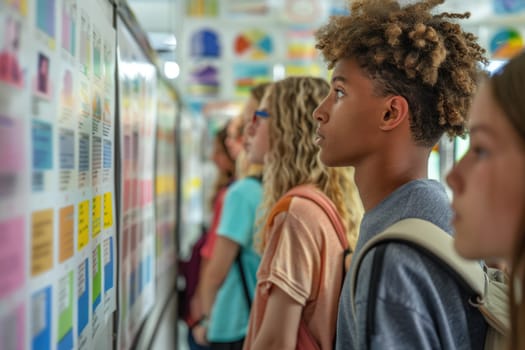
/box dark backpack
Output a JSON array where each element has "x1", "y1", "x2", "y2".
[{"x1": 178, "y1": 232, "x2": 208, "y2": 324}]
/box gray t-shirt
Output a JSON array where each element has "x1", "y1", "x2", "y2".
[{"x1": 336, "y1": 179, "x2": 488, "y2": 349}]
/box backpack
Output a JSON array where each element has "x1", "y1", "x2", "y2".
[
  {"x1": 267, "y1": 184, "x2": 351, "y2": 350},
  {"x1": 350, "y1": 218, "x2": 509, "y2": 350},
  {"x1": 177, "y1": 232, "x2": 207, "y2": 326}
]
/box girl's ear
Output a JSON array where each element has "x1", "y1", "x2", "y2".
[{"x1": 379, "y1": 95, "x2": 409, "y2": 131}]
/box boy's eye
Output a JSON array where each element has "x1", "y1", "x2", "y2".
[
  {"x1": 470, "y1": 146, "x2": 489, "y2": 160},
  {"x1": 335, "y1": 89, "x2": 344, "y2": 99}
]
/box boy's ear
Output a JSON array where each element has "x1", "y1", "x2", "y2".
[{"x1": 379, "y1": 95, "x2": 409, "y2": 131}]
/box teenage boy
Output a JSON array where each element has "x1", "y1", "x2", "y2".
[{"x1": 313, "y1": 0, "x2": 488, "y2": 348}]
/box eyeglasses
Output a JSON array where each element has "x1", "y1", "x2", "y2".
[{"x1": 252, "y1": 109, "x2": 270, "y2": 124}]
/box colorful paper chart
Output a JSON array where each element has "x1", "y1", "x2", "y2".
[
  {"x1": 104, "y1": 237, "x2": 114, "y2": 292},
  {"x1": 490, "y1": 28, "x2": 524, "y2": 59},
  {"x1": 77, "y1": 259, "x2": 89, "y2": 336},
  {"x1": 285, "y1": 63, "x2": 322, "y2": 77},
  {"x1": 57, "y1": 272, "x2": 74, "y2": 350},
  {"x1": 187, "y1": 64, "x2": 220, "y2": 96},
  {"x1": 36, "y1": 0, "x2": 56, "y2": 39},
  {"x1": 233, "y1": 63, "x2": 271, "y2": 96},
  {"x1": 32, "y1": 286, "x2": 52, "y2": 350},
  {"x1": 190, "y1": 29, "x2": 221, "y2": 58},
  {"x1": 92, "y1": 244, "x2": 102, "y2": 311},
  {"x1": 234, "y1": 29, "x2": 273, "y2": 59},
  {"x1": 286, "y1": 29, "x2": 316, "y2": 60},
  {"x1": 186, "y1": 0, "x2": 219, "y2": 17}
]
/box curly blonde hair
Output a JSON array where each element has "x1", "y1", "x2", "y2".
[
  {"x1": 315, "y1": 0, "x2": 487, "y2": 146},
  {"x1": 257, "y1": 76, "x2": 363, "y2": 252}
]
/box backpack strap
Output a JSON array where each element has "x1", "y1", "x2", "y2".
[
  {"x1": 350, "y1": 218, "x2": 487, "y2": 317},
  {"x1": 268, "y1": 184, "x2": 349, "y2": 251},
  {"x1": 235, "y1": 250, "x2": 252, "y2": 307}
]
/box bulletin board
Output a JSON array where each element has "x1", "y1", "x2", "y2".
[{"x1": 0, "y1": 0, "x2": 117, "y2": 349}]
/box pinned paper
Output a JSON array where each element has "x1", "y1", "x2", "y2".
[
  {"x1": 103, "y1": 192, "x2": 113, "y2": 229},
  {"x1": 31, "y1": 209, "x2": 54, "y2": 276},
  {"x1": 78, "y1": 200, "x2": 89, "y2": 250}
]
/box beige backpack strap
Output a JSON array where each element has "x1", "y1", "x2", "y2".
[{"x1": 350, "y1": 218, "x2": 486, "y2": 316}]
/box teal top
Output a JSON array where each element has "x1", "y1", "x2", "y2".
[{"x1": 207, "y1": 177, "x2": 262, "y2": 342}]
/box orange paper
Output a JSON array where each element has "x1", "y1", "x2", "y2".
[{"x1": 31, "y1": 209, "x2": 54, "y2": 276}]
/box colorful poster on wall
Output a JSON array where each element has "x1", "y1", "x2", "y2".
[
  {"x1": 186, "y1": 0, "x2": 219, "y2": 17},
  {"x1": 56, "y1": 271, "x2": 74, "y2": 350},
  {"x1": 190, "y1": 28, "x2": 221, "y2": 58},
  {"x1": 0, "y1": 14, "x2": 25, "y2": 88},
  {"x1": 187, "y1": 63, "x2": 220, "y2": 97},
  {"x1": 233, "y1": 28, "x2": 273, "y2": 59},
  {"x1": 77, "y1": 258, "x2": 90, "y2": 350},
  {"x1": 232, "y1": 63, "x2": 271, "y2": 96},
  {"x1": 285, "y1": 62, "x2": 322, "y2": 77},
  {"x1": 286, "y1": 28, "x2": 316, "y2": 60},
  {"x1": 31, "y1": 286, "x2": 52, "y2": 350},
  {"x1": 489, "y1": 27, "x2": 524, "y2": 59},
  {"x1": 36, "y1": 0, "x2": 56, "y2": 48}
]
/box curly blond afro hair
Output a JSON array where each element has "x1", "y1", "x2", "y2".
[{"x1": 315, "y1": 0, "x2": 488, "y2": 146}]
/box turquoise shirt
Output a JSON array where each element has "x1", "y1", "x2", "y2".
[{"x1": 207, "y1": 177, "x2": 262, "y2": 342}]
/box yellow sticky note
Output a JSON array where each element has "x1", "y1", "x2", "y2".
[
  {"x1": 78, "y1": 200, "x2": 90, "y2": 250},
  {"x1": 104, "y1": 192, "x2": 113, "y2": 229},
  {"x1": 59, "y1": 205, "x2": 74, "y2": 263},
  {"x1": 92, "y1": 195, "x2": 101, "y2": 237},
  {"x1": 31, "y1": 209, "x2": 54, "y2": 276}
]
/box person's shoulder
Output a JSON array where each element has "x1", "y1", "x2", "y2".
[
  {"x1": 288, "y1": 194, "x2": 326, "y2": 213},
  {"x1": 224, "y1": 177, "x2": 262, "y2": 202},
  {"x1": 285, "y1": 195, "x2": 332, "y2": 228},
  {"x1": 231, "y1": 176, "x2": 262, "y2": 191}
]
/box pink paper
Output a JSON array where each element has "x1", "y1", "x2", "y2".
[
  {"x1": 0, "y1": 217, "x2": 25, "y2": 298},
  {"x1": 0, "y1": 115, "x2": 24, "y2": 172}
]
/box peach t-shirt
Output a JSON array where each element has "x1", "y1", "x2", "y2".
[{"x1": 244, "y1": 195, "x2": 346, "y2": 349}]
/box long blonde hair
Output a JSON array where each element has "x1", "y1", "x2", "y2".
[{"x1": 256, "y1": 76, "x2": 363, "y2": 252}]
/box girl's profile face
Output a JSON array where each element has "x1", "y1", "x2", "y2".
[
  {"x1": 246, "y1": 93, "x2": 270, "y2": 165},
  {"x1": 225, "y1": 117, "x2": 243, "y2": 160},
  {"x1": 447, "y1": 82, "x2": 525, "y2": 263},
  {"x1": 241, "y1": 96, "x2": 259, "y2": 151}
]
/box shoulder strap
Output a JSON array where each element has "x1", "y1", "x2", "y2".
[
  {"x1": 235, "y1": 251, "x2": 252, "y2": 307},
  {"x1": 272, "y1": 184, "x2": 349, "y2": 250},
  {"x1": 350, "y1": 218, "x2": 487, "y2": 315}
]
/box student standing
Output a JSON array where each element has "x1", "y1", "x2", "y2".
[
  {"x1": 447, "y1": 51, "x2": 525, "y2": 350},
  {"x1": 313, "y1": 0, "x2": 488, "y2": 348},
  {"x1": 192, "y1": 83, "x2": 270, "y2": 350},
  {"x1": 243, "y1": 76, "x2": 363, "y2": 350}
]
